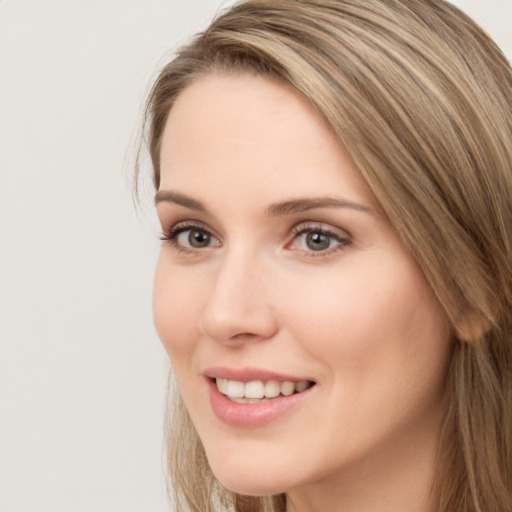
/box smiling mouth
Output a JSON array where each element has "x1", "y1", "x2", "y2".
[{"x1": 215, "y1": 378, "x2": 315, "y2": 403}]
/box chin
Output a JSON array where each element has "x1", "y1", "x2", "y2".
[{"x1": 206, "y1": 455, "x2": 291, "y2": 497}]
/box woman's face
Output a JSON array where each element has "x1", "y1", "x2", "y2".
[{"x1": 154, "y1": 73, "x2": 452, "y2": 499}]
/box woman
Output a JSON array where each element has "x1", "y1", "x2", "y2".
[{"x1": 139, "y1": 0, "x2": 512, "y2": 510}]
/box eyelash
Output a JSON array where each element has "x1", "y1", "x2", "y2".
[
  {"x1": 160, "y1": 221, "x2": 218, "y2": 254},
  {"x1": 160, "y1": 221, "x2": 352, "y2": 257},
  {"x1": 288, "y1": 223, "x2": 351, "y2": 257}
]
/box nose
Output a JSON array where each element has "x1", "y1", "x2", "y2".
[{"x1": 199, "y1": 249, "x2": 279, "y2": 346}]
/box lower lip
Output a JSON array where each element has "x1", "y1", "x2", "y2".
[{"x1": 207, "y1": 379, "x2": 314, "y2": 428}]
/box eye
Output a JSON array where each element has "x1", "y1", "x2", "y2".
[
  {"x1": 289, "y1": 224, "x2": 350, "y2": 255},
  {"x1": 160, "y1": 223, "x2": 220, "y2": 251},
  {"x1": 177, "y1": 228, "x2": 213, "y2": 248}
]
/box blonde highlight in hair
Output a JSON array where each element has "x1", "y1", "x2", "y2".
[{"x1": 141, "y1": 1, "x2": 512, "y2": 510}]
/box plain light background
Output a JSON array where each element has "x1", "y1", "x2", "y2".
[{"x1": 0, "y1": 1, "x2": 510, "y2": 511}]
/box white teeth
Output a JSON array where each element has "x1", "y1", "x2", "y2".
[
  {"x1": 264, "y1": 380, "x2": 281, "y2": 398},
  {"x1": 225, "y1": 380, "x2": 244, "y2": 398},
  {"x1": 245, "y1": 381, "x2": 265, "y2": 399},
  {"x1": 230, "y1": 397, "x2": 262, "y2": 404},
  {"x1": 295, "y1": 380, "x2": 309, "y2": 392},
  {"x1": 280, "y1": 381, "x2": 295, "y2": 396},
  {"x1": 216, "y1": 378, "x2": 229, "y2": 395},
  {"x1": 215, "y1": 378, "x2": 312, "y2": 401}
]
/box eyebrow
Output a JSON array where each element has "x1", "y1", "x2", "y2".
[
  {"x1": 154, "y1": 191, "x2": 207, "y2": 213},
  {"x1": 154, "y1": 190, "x2": 372, "y2": 216},
  {"x1": 266, "y1": 197, "x2": 373, "y2": 216}
]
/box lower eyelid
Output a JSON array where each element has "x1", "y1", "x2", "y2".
[
  {"x1": 165, "y1": 224, "x2": 222, "y2": 252},
  {"x1": 160, "y1": 221, "x2": 350, "y2": 255},
  {"x1": 289, "y1": 233, "x2": 351, "y2": 254}
]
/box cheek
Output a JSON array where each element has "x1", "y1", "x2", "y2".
[
  {"x1": 281, "y1": 259, "x2": 451, "y2": 462},
  {"x1": 283, "y1": 258, "x2": 450, "y2": 388},
  {"x1": 152, "y1": 255, "x2": 204, "y2": 361}
]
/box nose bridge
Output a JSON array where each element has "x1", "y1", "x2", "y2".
[{"x1": 200, "y1": 243, "x2": 277, "y2": 344}]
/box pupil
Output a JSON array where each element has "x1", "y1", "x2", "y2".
[
  {"x1": 306, "y1": 232, "x2": 330, "y2": 251},
  {"x1": 189, "y1": 230, "x2": 210, "y2": 248}
]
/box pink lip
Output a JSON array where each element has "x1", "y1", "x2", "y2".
[
  {"x1": 204, "y1": 367, "x2": 315, "y2": 428},
  {"x1": 203, "y1": 366, "x2": 312, "y2": 383}
]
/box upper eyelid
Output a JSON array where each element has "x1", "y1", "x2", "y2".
[
  {"x1": 287, "y1": 221, "x2": 352, "y2": 252},
  {"x1": 290, "y1": 220, "x2": 352, "y2": 237},
  {"x1": 162, "y1": 219, "x2": 216, "y2": 236},
  {"x1": 160, "y1": 219, "x2": 352, "y2": 246},
  {"x1": 160, "y1": 223, "x2": 221, "y2": 251},
  {"x1": 155, "y1": 202, "x2": 222, "y2": 234}
]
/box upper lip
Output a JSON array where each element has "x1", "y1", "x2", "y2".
[{"x1": 203, "y1": 366, "x2": 315, "y2": 383}]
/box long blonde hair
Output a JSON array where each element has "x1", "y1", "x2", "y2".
[{"x1": 140, "y1": 1, "x2": 512, "y2": 510}]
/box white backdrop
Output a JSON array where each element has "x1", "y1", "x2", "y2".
[{"x1": 0, "y1": 1, "x2": 510, "y2": 512}]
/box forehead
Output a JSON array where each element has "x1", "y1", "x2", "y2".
[
  {"x1": 160, "y1": 72, "x2": 329, "y2": 164},
  {"x1": 159, "y1": 72, "x2": 376, "y2": 210}
]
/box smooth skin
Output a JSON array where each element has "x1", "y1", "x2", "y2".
[{"x1": 153, "y1": 73, "x2": 452, "y2": 512}]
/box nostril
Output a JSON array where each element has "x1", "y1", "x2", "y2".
[{"x1": 232, "y1": 332, "x2": 260, "y2": 341}]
